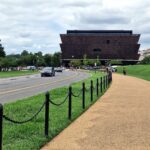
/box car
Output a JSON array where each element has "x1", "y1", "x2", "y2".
[
  {"x1": 83, "y1": 66, "x2": 93, "y2": 70},
  {"x1": 54, "y1": 67, "x2": 63, "y2": 72},
  {"x1": 41, "y1": 67, "x2": 55, "y2": 77},
  {"x1": 27, "y1": 66, "x2": 36, "y2": 70},
  {"x1": 111, "y1": 66, "x2": 118, "y2": 72}
]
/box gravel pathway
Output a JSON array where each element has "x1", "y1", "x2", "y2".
[{"x1": 41, "y1": 74, "x2": 150, "y2": 150}]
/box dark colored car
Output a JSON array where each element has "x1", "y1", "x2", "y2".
[{"x1": 41, "y1": 67, "x2": 55, "y2": 77}]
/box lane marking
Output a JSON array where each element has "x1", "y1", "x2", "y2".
[{"x1": 0, "y1": 72, "x2": 80, "y2": 95}]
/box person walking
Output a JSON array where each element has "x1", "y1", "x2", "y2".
[{"x1": 123, "y1": 67, "x2": 127, "y2": 75}]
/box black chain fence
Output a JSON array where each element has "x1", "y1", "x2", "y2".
[
  {"x1": 0, "y1": 71, "x2": 112, "y2": 150},
  {"x1": 71, "y1": 90, "x2": 82, "y2": 98},
  {"x1": 49, "y1": 94, "x2": 69, "y2": 106},
  {"x1": 3, "y1": 101, "x2": 45, "y2": 124}
]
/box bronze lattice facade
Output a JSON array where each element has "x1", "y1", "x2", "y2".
[{"x1": 60, "y1": 30, "x2": 140, "y2": 65}]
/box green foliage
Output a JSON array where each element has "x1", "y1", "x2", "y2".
[
  {"x1": 87, "y1": 59, "x2": 95, "y2": 66},
  {"x1": 83, "y1": 54, "x2": 88, "y2": 66},
  {"x1": 51, "y1": 52, "x2": 61, "y2": 67},
  {"x1": 0, "y1": 70, "x2": 39, "y2": 78},
  {"x1": 0, "y1": 46, "x2": 6, "y2": 57},
  {"x1": 83, "y1": 55, "x2": 101, "y2": 66},
  {"x1": 44, "y1": 54, "x2": 52, "y2": 66},
  {"x1": 21, "y1": 50, "x2": 29, "y2": 56},
  {"x1": 3, "y1": 71, "x2": 107, "y2": 150},
  {"x1": 110, "y1": 59, "x2": 123, "y2": 65},
  {"x1": 0, "y1": 50, "x2": 62, "y2": 70},
  {"x1": 96, "y1": 56, "x2": 101, "y2": 66},
  {"x1": 69, "y1": 59, "x2": 81, "y2": 67},
  {"x1": 140, "y1": 56, "x2": 150, "y2": 64}
]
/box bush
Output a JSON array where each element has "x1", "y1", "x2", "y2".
[
  {"x1": 69, "y1": 59, "x2": 81, "y2": 67},
  {"x1": 110, "y1": 59, "x2": 123, "y2": 65}
]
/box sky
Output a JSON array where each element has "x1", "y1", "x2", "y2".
[{"x1": 0, "y1": 0, "x2": 150, "y2": 55}]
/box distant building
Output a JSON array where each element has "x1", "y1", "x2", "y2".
[
  {"x1": 139, "y1": 49, "x2": 150, "y2": 61},
  {"x1": 60, "y1": 30, "x2": 140, "y2": 66}
]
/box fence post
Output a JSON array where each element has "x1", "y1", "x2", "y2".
[
  {"x1": 105, "y1": 75, "x2": 107, "y2": 88},
  {"x1": 45, "y1": 92, "x2": 49, "y2": 137},
  {"x1": 90, "y1": 80, "x2": 93, "y2": 102},
  {"x1": 96, "y1": 78, "x2": 99, "y2": 97},
  {"x1": 101, "y1": 77, "x2": 103, "y2": 93},
  {"x1": 103, "y1": 76, "x2": 105, "y2": 90},
  {"x1": 68, "y1": 86, "x2": 72, "y2": 120},
  {"x1": 0, "y1": 104, "x2": 3, "y2": 150},
  {"x1": 107, "y1": 74, "x2": 109, "y2": 87},
  {"x1": 82, "y1": 82, "x2": 85, "y2": 109}
]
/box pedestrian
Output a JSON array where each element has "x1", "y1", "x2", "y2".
[{"x1": 123, "y1": 67, "x2": 126, "y2": 75}]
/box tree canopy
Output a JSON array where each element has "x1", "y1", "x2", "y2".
[
  {"x1": 140, "y1": 56, "x2": 150, "y2": 64},
  {"x1": 0, "y1": 45, "x2": 6, "y2": 57},
  {"x1": 0, "y1": 50, "x2": 62, "y2": 71}
]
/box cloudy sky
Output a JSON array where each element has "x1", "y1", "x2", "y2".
[{"x1": 0, "y1": 0, "x2": 150, "y2": 55}]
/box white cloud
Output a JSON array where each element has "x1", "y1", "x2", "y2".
[{"x1": 0, "y1": 0, "x2": 150, "y2": 54}]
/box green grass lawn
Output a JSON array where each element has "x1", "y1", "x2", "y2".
[
  {"x1": 0, "y1": 70, "x2": 39, "y2": 78},
  {"x1": 2, "y1": 71, "x2": 109, "y2": 150},
  {"x1": 117, "y1": 65, "x2": 150, "y2": 81}
]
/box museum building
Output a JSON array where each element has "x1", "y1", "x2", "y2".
[{"x1": 60, "y1": 30, "x2": 140, "y2": 66}]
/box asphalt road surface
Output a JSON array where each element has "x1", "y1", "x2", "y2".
[{"x1": 0, "y1": 70, "x2": 90, "y2": 104}]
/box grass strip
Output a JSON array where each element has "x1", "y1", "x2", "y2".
[
  {"x1": 3, "y1": 71, "x2": 108, "y2": 150},
  {"x1": 116, "y1": 65, "x2": 150, "y2": 81},
  {"x1": 0, "y1": 70, "x2": 39, "y2": 78}
]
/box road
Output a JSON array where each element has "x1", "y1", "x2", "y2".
[{"x1": 0, "y1": 70, "x2": 90, "y2": 104}]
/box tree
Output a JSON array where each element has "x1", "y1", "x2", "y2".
[
  {"x1": 0, "y1": 57, "x2": 12, "y2": 71},
  {"x1": 35, "y1": 51, "x2": 43, "y2": 57},
  {"x1": 51, "y1": 52, "x2": 61, "y2": 67},
  {"x1": 87, "y1": 59, "x2": 95, "y2": 66},
  {"x1": 44, "y1": 54, "x2": 52, "y2": 66},
  {"x1": 83, "y1": 54, "x2": 88, "y2": 66},
  {"x1": 140, "y1": 56, "x2": 150, "y2": 64},
  {"x1": 0, "y1": 57, "x2": 3, "y2": 71},
  {"x1": 0, "y1": 45, "x2": 6, "y2": 57},
  {"x1": 21, "y1": 50, "x2": 29, "y2": 56},
  {"x1": 110, "y1": 59, "x2": 122, "y2": 65},
  {"x1": 19, "y1": 55, "x2": 33, "y2": 66},
  {"x1": 36, "y1": 57, "x2": 45, "y2": 66},
  {"x1": 96, "y1": 56, "x2": 101, "y2": 66},
  {"x1": 69, "y1": 59, "x2": 81, "y2": 67}
]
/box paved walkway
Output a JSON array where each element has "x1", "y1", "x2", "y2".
[{"x1": 42, "y1": 74, "x2": 150, "y2": 150}]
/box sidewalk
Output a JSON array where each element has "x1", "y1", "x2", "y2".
[{"x1": 42, "y1": 74, "x2": 150, "y2": 150}]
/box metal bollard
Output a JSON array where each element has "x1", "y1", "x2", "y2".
[
  {"x1": 45, "y1": 92, "x2": 49, "y2": 137},
  {"x1": 68, "y1": 86, "x2": 72, "y2": 120},
  {"x1": 0, "y1": 104, "x2": 3, "y2": 150},
  {"x1": 90, "y1": 80, "x2": 93, "y2": 102},
  {"x1": 82, "y1": 82, "x2": 85, "y2": 109}
]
